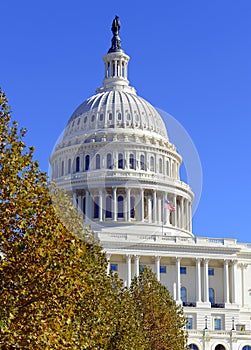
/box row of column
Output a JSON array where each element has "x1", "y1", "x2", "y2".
[
  {"x1": 73, "y1": 188, "x2": 192, "y2": 231},
  {"x1": 107, "y1": 255, "x2": 238, "y2": 305}
]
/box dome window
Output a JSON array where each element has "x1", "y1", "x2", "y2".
[
  {"x1": 77, "y1": 118, "x2": 80, "y2": 125},
  {"x1": 96, "y1": 154, "x2": 100, "y2": 169},
  {"x1": 108, "y1": 112, "x2": 113, "y2": 121},
  {"x1": 76, "y1": 156, "x2": 80, "y2": 173},
  {"x1": 61, "y1": 161, "x2": 64, "y2": 176},
  {"x1": 127, "y1": 113, "x2": 131, "y2": 121},
  {"x1": 68, "y1": 159, "x2": 71, "y2": 173},
  {"x1": 129, "y1": 153, "x2": 135, "y2": 170},
  {"x1": 118, "y1": 153, "x2": 125, "y2": 169},
  {"x1": 84, "y1": 116, "x2": 87, "y2": 123},
  {"x1": 99, "y1": 113, "x2": 103, "y2": 121},
  {"x1": 107, "y1": 153, "x2": 112, "y2": 169},
  {"x1": 150, "y1": 156, "x2": 155, "y2": 172},
  {"x1": 72, "y1": 120, "x2": 75, "y2": 127},
  {"x1": 85, "y1": 155, "x2": 90, "y2": 171},
  {"x1": 159, "y1": 158, "x2": 163, "y2": 174},
  {"x1": 135, "y1": 114, "x2": 140, "y2": 122},
  {"x1": 117, "y1": 196, "x2": 124, "y2": 218},
  {"x1": 91, "y1": 115, "x2": 95, "y2": 122},
  {"x1": 140, "y1": 155, "x2": 145, "y2": 170},
  {"x1": 117, "y1": 112, "x2": 122, "y2": 121}
]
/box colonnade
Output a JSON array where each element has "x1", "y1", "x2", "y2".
[
  {"x1": 72, "y1": 187, "x2": 192, "y2": 231},
  {"x1": 106, "y1": 254, "x2": 238, "y2": 306}
]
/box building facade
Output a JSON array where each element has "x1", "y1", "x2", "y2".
[{"x1": 50, "y1": 17, "x2": 251, "y2": 350}]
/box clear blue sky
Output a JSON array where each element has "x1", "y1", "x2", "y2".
[{"x1": 2, "y1": 1, "x2": 251, "y2": 242}]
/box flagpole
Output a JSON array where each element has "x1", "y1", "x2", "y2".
[{"x1": 162, "y1": 200, "x2": 164, "y2": 235}]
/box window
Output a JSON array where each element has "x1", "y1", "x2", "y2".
[
  {"x1": 118, "y1": 153, "x2": 124, "y2": 169},
  {"x1": 150, "y1": 156, "x2": 154, "y2": 171},
  {"x1": 85, "y1": 155, "x2": 90, "y2": 171},
  {"x1": 105, "y1": 196, "x2": 112, "y2": 218},
  {"x1": 117, "y1": 112, "x2": 122, "y2": 120},
  {"x1": 99, "y1": 113, "x2": 103, "y2": 121},
  {"x1": 180, "y1": 267, "x2": 187, "y2": 274},
  {"x1": 127, "y1": 113, "x2": 131, "y2": 120},
  {"x1": 96, "y1": 154, "x2": 100, "y2": 169},
  {"x1": 242, "y1": 346, "x2": 251, "y2": 350},
  {"x1": 107, "y1": 153, "x2": 112, "y2": 169},
  {"x1": 130, "y1": 196, "x2": 135, "y2": 218},
  {"x1": 160, "y1": 266, "x2": 166, "y2": 273},
  {"x1": 129, "y1": 153, "x2": 135, "y2": 170},
  {"x1": 166, "y1": 160, "x2": 169, "y2": 176},
  {"x1": 110, "y1": 264, "x2": 118, "y2": 272},
  {"x1": 139, "y1": 265, "x2": 145, "y2": 272},
  {"x1": 84, "y1": 116, "x2": 87, "y2": 123},
  {"x1": 108, "y1": 112, "x2": 113, "y2": 121},
  {"x1": 186, "y1": 317, "x2": 193, "y2": 330},
  {"x1": 209, "y1": 288, "x2": 215, "y2": 304},
  {"x1": 181, "y1": 287, "x2": 187, "y2": 303},
  {"x1": 140, "y1": 154, "x2": 145, "y2": 170},
  {"x1": 214, "y1": 318, "x2": 222, "y2": 330},
  {"x1": 208, "y1": 268, "x2": 214, "y2": 276},
  {"x1": 61, "y1": 161, "x2": 64, "y2": 176},
  {"x1": 68, "y1": 158, "x2": 71, "y2": 173},
  {"x1": 159, "y1": 158, "x2": 163, "y2": 173},
  {"x1": 93, "y1": 196, "x2": 99, "y2": 219},
  {"x1": 117, "y1": 196, "x2": 124, "y2": 218},
  {"x1": 188, "y1": 345, "x2": 199, "y2": 350},
  {"x1": 76, "y1": 156, "x2": 80, "y2": 172},
  {"x1": 91, "y1": 114, "x2": 95, "y2": 122}
]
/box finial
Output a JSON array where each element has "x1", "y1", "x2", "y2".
[{"x1": 108, "y1": 16, "x2": 123, "y2": 53}]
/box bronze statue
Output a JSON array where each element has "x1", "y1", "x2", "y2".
[{"x1": 112, "y1": 15, "x2": 120, "y2": 36}]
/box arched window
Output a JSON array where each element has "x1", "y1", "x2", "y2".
[
  {"x1": 68, "y1": 158, "x2": 71, "y2": 173},
  {"x1": 209, "y1": 288, "x2": 215, "y2": 304},
  {"x1": 85, "y1": 155, "x2": 90, "y2": 171},
  {"x1": 117, "y1": 112, "x2": 122, "y2": 121},
  {"x1": 140, "y1": 154, "x2": 145, "y2": 170},
  {"x1": 118, "y1": 153, "x2": 124, "y2": 169},
  {"x1": 96, "y1": 154, "x2": 100, "y2": 169},
  {"x1": 117, "y1": 196, "x2": 124, "y2": 218},
  {"x1": 159, "y1": 158, "x2": 163, "y2": 173},
  {"x1": 61, "y1": 161, "x2": 64, "y2": 176},
  {"x1": 181, "y1": 286, "x2": 187, "y2": 303},
  {"x1": 188, "y1": 345, "x2": 199, "y2": 350},
  {"x1": 76, "y1": 156, "x2": 80, "y2": 172},
  {"x1": 107, "y1": 153, "x2": 112, "y2": 169},
  {"x1": 105, "y1": 195, "x2": 112, "y2": 218},
  {"x1": 166, "y1": 160, "x2": 169, "y2": 176},
  {"x1": 242, "y1": 346, "x2": 251, "y2": 350},
  {"x1": 150, "y1": 156, "x2": 154, "y2": 171},
  {"x1": 129, "y1": 153, "x2": 135, "y2": 170},
  {"x1": 215, "y1": 345, "x2": 226, "y2": 350}
]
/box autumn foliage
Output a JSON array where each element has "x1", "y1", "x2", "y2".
[{"x1": 0, "y1": 89, "x2": 186, "y2": 349}]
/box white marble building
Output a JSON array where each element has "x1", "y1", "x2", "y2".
[{"x1": 50, "y1": 17, "x2": 251, "y2": 350}]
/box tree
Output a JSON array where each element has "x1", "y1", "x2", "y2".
[
  {"x1": 0, "y1": 89, "x2": 144, "y2": 349},
  {"x1": 130, "y1": 266, "x2": 187, "y2": 350}
]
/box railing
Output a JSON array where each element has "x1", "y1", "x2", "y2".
[
  {"x1": 211, "y1": 303, "x2": 224, "y2": 308},
  {"x1": 183, "y1": 302, "x2": 196, "y2": 307}
]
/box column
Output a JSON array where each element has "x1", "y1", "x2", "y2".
[
  {"x1": 73, "y1": 191, "x2": 77, "y2": 207},
  {"x1": 155, "y1": 256, "x2": 160, "y2": 281},
  {"x1": 126, "y1": 255, "x2": 132, "y2": 288},
  {"x1": 163, "y1": 193, "x2": 167, "y2": 225},
  {"x1": 134, "y1": 255, "x2": 140, "y2": 277},
  {"x1": 85, "y1": 190, "x2": 90, "y2": 223},
  {"x1": 158, "y1": 195, "x2": 162, "y2": 223},
  {"x1": 185, "y1": 199, "x2": 189, "y2": 230},
  {"x1": 231, "y1": 260, "x2": 237, "y2": 304},
  {"x1": 240, "y1": 263, "x2": 247, "y2": 307},
  {"x1": 153, "y1": 190, "x2": 157, "y2": 223},
  {"x1": 98, "y1": 190, "x2": 103, "y2": 222},
  {"x1": 180, "y1": 198, "x2": 184, "y2": 229},
  {"x1": 224, "y1": 259, "x2": 230, "y2": 304},
  {"x1": 140, "y1": 188, "x2": 144, "y2": 222},
  {"x1": 172, "y1": 195, "x2": 177, "y2": 227},
  {"x1": 176, "y1": 257, "x2": 181, "y2": 303},
  {"x1": 203, "y1": 259, "x2": 209, "y2": 303},
  {"x1": 148, "y1": 195, "x2": 152, "y2": 223},
  {"x1": 106, "y1": 254, "x2": 111, "y2": 275},
  {"x1": 127, "y1": 188, "x2": 131, "y2": 222},
  {"x1": 196, "y1": 258, "x2": 202, "y2": 303},
  {"x1": 113, "y1": 187, "x2": 117, "y2": 222}
]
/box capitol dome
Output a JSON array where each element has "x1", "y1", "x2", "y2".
[{"x1": 50, "y1": 16, "x2": 194, "y2": 238}]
